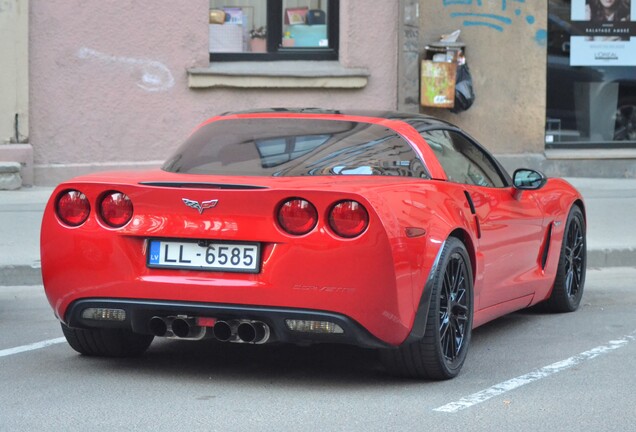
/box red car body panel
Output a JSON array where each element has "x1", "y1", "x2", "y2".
[{"x1": 41, "y1": 112, "x2": 584, "y2": 347}]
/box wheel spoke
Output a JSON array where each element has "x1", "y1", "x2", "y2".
[
  {"x1": 453, "y1": 259, "x2": 463, "y2": 292},
  {"x1": 447, "y1": 319, "x2": 457, "y2": 359},
  {"x1": 451, "y1": 316, "x2": 465, "y2": 357},
  {"x1": 439, "y1": 316, "x2": 450, "y2": 340},
  {"x1": 572, "y1": 266, "x2": 580, "y2": 290},
  {"x1": 565, "y1": 268, "x2": 574, "y2": 295},
  {"x1": 442, "y1": 325, "x2": 452, "y2": 358},
  {"x1": 439, "y1": 254, "x2": 471, "y2": 362}
]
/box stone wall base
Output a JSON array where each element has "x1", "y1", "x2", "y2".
[{"x1": 0, "y1": 144, "x2": 33, "y2": 186}]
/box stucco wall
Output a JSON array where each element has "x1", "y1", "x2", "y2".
[
  {"x1": 29, "y1": 1, "x2": 400, "y2": 185},
  {"x1": 0, "y1": 0, "x2": 29, "y2": 144},
  {"x1": 419, "y1": 1, "x2": 547, "y2": 154}
]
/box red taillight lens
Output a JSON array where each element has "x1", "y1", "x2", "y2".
[
  {"x1": 328, "y1": 200, "x2": 369, "y2": 238},
  {"x1": 99, "y1": 191, "x2": 133, "y2": 228},
  {"x1": 56, "y1": 190, "x2": 90, "y2": 226},
  {"x1": 277, "y1": 198, "x2": 318, "y2": 235}
]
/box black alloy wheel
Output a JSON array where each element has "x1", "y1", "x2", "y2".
[
  {"x1": 544, "y1": 205, "x2": 586, "y2": 312},
  {"x1": 380, "y1": 237, "x2": 473, "y2": 380},
  {"x1": 439, "y1": 251, "x2": 471, "y2": 363}
]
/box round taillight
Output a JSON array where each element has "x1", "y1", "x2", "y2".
[
  {"x1": 277, "y1": 198, "x2": 318, "y2": 236},
  {"x1": 328, "y1": 200, "x2": 369, "y2": 238},
  {"x1": 56, "y1": 190, "x2": 90, "y2": 226},
  {"x1": 99, "y1": 191, "x2": 133, "y2": 228}
]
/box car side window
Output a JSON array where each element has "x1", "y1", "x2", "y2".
[{"x1": 421, "y1": 129, "x2": 506, "y2": 188}]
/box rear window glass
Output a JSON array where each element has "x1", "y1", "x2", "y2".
[{"x1": 162, "y1": 118, "x2": 428, "y2": 178}]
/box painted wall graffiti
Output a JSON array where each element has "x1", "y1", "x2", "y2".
[
  {"x1": 443, "y1": 0, "x2": 547, "y2": 45},
  {"x1": 77, "y1": 47, "x2": 175, "y2": 92}
]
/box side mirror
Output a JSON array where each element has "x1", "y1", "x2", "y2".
[{"x1": 513, "y1": 169, "x2": 547, "y2": 190}]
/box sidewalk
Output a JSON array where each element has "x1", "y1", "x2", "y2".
[{"x1": 1, "y1": 178, "x2": 635, "y2": 286}]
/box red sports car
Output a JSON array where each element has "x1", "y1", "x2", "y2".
[{"x1": 41, "y1": 109, "x2": 586, "y2": 380}]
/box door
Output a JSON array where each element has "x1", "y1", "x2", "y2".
[{"x1": 419, "y1": 128, "x2": 546, "y2": 308}]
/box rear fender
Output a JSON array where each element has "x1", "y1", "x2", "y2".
[{"x1": 367, "y1": 182, "x2": 477, "y2": 343}]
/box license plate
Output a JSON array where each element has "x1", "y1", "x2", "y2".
[{"x1": 147, "y1": 240, "x2": 260, "y2": 273}]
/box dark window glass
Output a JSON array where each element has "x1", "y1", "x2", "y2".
[
  {"x1": 163, "y1": 118, "x2": 428, "y2": 178},
  {"x1": 546, "y1": 0, "x2": 636, "y2": 148},
  {"x1": 421, "y1": 130, "x2": 506, "y2": 187},
  {"x1": 209, "y1": 0, "x2": 339, "y2": 61}
]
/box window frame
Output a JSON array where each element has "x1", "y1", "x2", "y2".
[
  {"x1": 209, "y1": 0, "x2": 339, "y2": 62},
  {"x1": 419, "y1": 127, "x2": 511, "y2": 188}
]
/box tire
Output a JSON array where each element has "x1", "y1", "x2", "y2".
[
  {"x1": 380, "y1": 237, "x2": 473, "y2": 380},
  {"x1": 61, "y1": 323, "x2": 154, "y2": 357},
  {"x1": 543, "y1": 205, "x2": 586, "y2": 313}
]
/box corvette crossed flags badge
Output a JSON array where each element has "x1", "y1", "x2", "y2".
[{"x1": 182, "y1": 198, "x2": 219, "y2": 214}]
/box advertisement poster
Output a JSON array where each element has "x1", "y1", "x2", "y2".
[
  {"x1": 420, "y1": 60, "x2": 456, "y2": 108},
  {"x1": 570, "y1": 0, "x2": 636, "y2": 65}
]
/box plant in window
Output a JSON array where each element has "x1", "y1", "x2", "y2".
[
  {"x1": 250, "y1": 26, "x2": 267, "y2": 39},
  {"x1": 249, "y1": 26, "x2": 267, "y2": 53}
]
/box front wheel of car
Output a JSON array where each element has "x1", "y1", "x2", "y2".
[
  {"x1": 380, "y1": 237, "x2": 473, "y2": 380},
  {"x1": 543, "y1": 205, "x2": 586, "y2": 312},
  {"x1": 61, "y1": 323, "x2": 154, "y2": 357}
]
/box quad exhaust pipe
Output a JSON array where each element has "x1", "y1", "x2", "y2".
[
  {"x1": 214, "y1": 320, "x2": 270, "y2": 344},
  {"x1": 149, "y1": 316, "x2": 173, "y2": 337},
  {"x1": 149, "y1": 316, "x2": 207, "y2": 340},
  {"x1": 172, "y1": 317, "x2": 206, "y2": 339},
  {"x1": 149, "y1": 316, "x2": 270, "y2": 344}
]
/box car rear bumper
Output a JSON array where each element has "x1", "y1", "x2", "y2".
[{"x1": 64, "y1": 298, "x2": 392, "y2": 349}]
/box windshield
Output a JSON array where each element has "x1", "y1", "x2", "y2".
[{"x1": 162, "y1": 118, "x2": 428, "y2": 178}]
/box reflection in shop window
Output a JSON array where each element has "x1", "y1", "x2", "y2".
[
  {"x1": 208, "y1": 0, "x2": 338, "y2": 61},
  {"x1": 545, "y1": 0, "x2": 636, "y2": 147}
]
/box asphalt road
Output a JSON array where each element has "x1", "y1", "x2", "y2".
[{"x1": 1, "y1": 267, "x2": 635, "y2": 432}]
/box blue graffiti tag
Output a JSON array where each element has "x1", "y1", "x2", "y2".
[
  {"x1": 450, "y1": 12, "x2": 512, "y2": 32},
  {"x1": 443, "y1": 0, "x2": 545, "y2": 45}
]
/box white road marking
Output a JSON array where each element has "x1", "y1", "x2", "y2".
[
  {"x1": 0, "y1": 337, "x2": 66, "y2": 358},
  {"x1": 434, "y1": 332, "x2": 636, "y2": 413}
]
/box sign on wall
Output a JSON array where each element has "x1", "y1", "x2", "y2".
[{"x1": 570, "y1": 0, "x2": 636, "y2": 66}]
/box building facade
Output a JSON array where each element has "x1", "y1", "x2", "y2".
[{"x1": 1, "y1": 0, "x2": 635, "y2": 186}]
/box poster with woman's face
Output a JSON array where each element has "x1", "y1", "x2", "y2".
[
  {"x1": 572, "y1": 0, "x2": 634, "y2": 21},
  {"x1": 570, "y1": 0, "x2": 636, "y2": 65}
]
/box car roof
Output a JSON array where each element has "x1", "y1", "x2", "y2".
[
  {"x1": 221, "y1": 108, "x2": 458, "y2": 131},
  {"x1": 214, "y1": 108, "x2": 511, "y2": 186}
]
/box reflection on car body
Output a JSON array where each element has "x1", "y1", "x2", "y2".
[{"x1": 41, "y1": 108, "x2": 587, "y2": 380}]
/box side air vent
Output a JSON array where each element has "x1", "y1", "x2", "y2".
[
  {"x1": 138, "y1": 182, "x2": 268, "y2": 190},
  {"x1": 463, "y1": 191, "x2": 481, "y2": 239},
  {"x1": 463, "y1": 191, "x2": 476, "y2": 215},
  {"x1": 541, "y1": 223, "x2": 553, "y2": 270}
]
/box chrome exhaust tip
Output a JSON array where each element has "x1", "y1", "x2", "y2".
[
  {"x1": 171, "y1": 317, "x2": 206, "y2": 340},
  {"x1": 149, "y1": 316, "x2": 170, "y2": 337},
  {"x1": 213, "y1": 320, "x2": 270, "y2": 343},
  {"x1": 237, "y1": 321, "x2": 270, "y2": 344},
  {"x1": 213, "y1": 320, "x2": 234, "y2": 342},
  {"x1": 171, "y1": 317, "x2": 191, "y2": 338}
]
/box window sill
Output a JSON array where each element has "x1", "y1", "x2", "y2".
[
  {"x1": 187, "y1": 61, "x2": 370, "y2": 89},
  {"x1": 545, "y1": 149, "x2": 636, "y2": 160}
]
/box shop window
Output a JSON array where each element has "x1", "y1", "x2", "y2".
[
  {"x1": 208, "y1": 0, "x2": 339, "y2": 61},
  {"x1": 546, "y1": 0, "x2": 636, "y2": 148}
]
